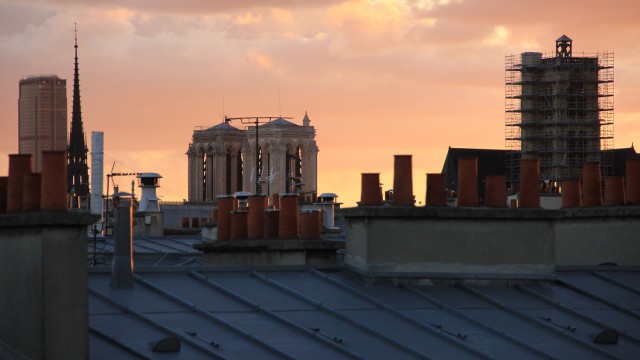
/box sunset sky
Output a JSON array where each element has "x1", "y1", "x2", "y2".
[{"x1": 1, "y1": 0, "x2": 640, "y2": 206}]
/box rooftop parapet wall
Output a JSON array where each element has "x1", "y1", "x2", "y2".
[
  {"x1": 342, "y1": 206, "x2": 640, "y2": 279},
  {"x1": 0, "y1": 212, "x2": 98, "y2": 360}
]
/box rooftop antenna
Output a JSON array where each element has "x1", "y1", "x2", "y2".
[
  {"x1": 222, "y1": 95, "x2": 225, "y2": 122},
  {"x1": 278, "y1": 91, "x2": 281, "y2": 118}
]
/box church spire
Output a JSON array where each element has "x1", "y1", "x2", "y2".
[{"x1": 67, "y1": 23, "x2": 90, "y2": 209}]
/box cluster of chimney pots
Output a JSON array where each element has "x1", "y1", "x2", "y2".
[
  {"x1": 360, "y1": 155, "x2": 640, "y2": 208},
  {"x1": 215, "y1": 192, "x2": 332, "y2": 241},
  {"x1": 0, "y1": 152, "x2": 68, "y2": 213}
]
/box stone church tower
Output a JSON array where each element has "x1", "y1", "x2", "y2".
[{"x1": 187, "y1": 113, "x2": 318, "y2": 202}]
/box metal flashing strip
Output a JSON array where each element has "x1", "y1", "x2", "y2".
[
  {"x1": 557, "y1": 265, "x2": 640, "y2": 272},
  {"x1": 90, "y1": 325, "x2": 153, "y2": 360},
  {"x1": 308, "y1": 269, "x2": 495, "y2": 360},
  {"x1": 555, "y1": 278, "x2": 640, "y2": 321},
  {"x1": 591, "y1": 271, "x2": 640, "y2": 297},
  {"x1": 516, "y1": 284, "x2": 640, "y2": 346},
  {"x1": 138, "y1": 238, "x2": 193, "y2": 253},
  {"x1": 250, "y1": 271, "x2": 438, "y2": 360},
  {"x1": 88, "y1": 287, "x2": 227, "y2": 359},
  {"x1": 132, "y1": 274, "x2": 295, "y2": 360},
  {"x1": 341, "y1": 263, "x2": 556, "y2": 281},
  {"x1": 154, "y1": 237, "x2": 202, "y2": 252},
  {"x1": 458, "y1": 283, "x2": 623, "y2": 360},
  {"x1": 188, "y1": 270, "x2": 366, "y2": 360},
  {"x1": 403, "y1": 285, "x2": 559, "y2": 360}
]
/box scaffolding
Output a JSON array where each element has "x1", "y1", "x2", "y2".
[{"x1": 505, "y1": 46, "x2": 614, "y2": 192}]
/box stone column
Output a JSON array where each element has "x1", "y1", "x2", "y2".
[
  {"x1": 306, "y1": 143, "x2": 319, "y2": 193},
  {"x1": 205, "y1": 149, "x2": 214, "y2": 201},
  {"x1": 187, "y1": 148, "x2": 196, "y2": 201},
  {"x1": 230, "y1": 147, "x2": 239, "y2": 194},
  {"x1": 214, "y1": 143, "x2": 226, "y2": 197},
  {"x1": 196, "y1": 150, "x2": 205, "y2": 202},
  {"x1": 270, "y1": 142, "x2": 287, "y2": 195},
  {"x1": 242, "y1": 144, "x2": 254, "y2": 194}
]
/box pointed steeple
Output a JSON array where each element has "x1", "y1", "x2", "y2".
[
  {"x1": 302, "y1": 111, "x2": 310, "y2": 127},
  {"x1": 67, "y1": 23, "x2": 90, "y2": 209}
]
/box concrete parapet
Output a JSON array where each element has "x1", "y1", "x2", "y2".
[
  {"x1": 0, "y1": 211, "x2": 98, "y2": 359},
  {"x1": 342, "y1": 206, "x2": 640, "y2": 278},
  {"x1": 195, "y1": 239, "x2": 344, "y2": 266}
]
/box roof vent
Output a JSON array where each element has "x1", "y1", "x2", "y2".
[
  {"x1": 593, "y1": 330, "x2": 618, "y2": 344},
  {"x1": 149, "y1": 337, "x2": 181, "y2": 352}
]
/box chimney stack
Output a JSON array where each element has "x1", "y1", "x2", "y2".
[
  {"x1": 41, "y1": 151, "x2": 68, "y2": 211},
  {"x1": 7, "y1": 154, "x2": 32, "y2": 212},
  {"x1": 426, "y1": 173, "x2": 447, "y2": 206},
  {"x1": 279, "y1": 193, "x2": 299, "y2": 239},
  {"x1": 0, "y1": 177, "x2": 7, "y2": 213},
  {"x1": 216, "y1": 195, "x2": 234, "y2": 240},
  {"x1": 111, "y1": 195, "x2": 134, "y2": 288},
  {"x1": 457, "y1": 157, "x2": 478, "y2": 207},
  {"x1": 393, "y1": 155, "x2": 414, "y2": 206},
  {"x1": 485, "y1": 175, "x2": 507, "y2": 208},
  {"x1": 582, "y1": 162, "x2": 602, "y2": 206},
  {"x1": 360, "y1": 173, "x2": 382, "y2": 206},
  {"x1": 519, "y1": 158, "x2": 540, "y2": 208},
  {"x1": 230, "y1": 210, "x2": 248, "y2": 240},
  {"x1": 561, "y1": 179, "x2": 581, "y2": 208},
  {"x1": 626, "y1": 158, "x2": 640, "y2": 205},
  {"x1": 23, "y1": 173, "x2": 41, "y2": 211},
  {"x1": 248, "y1": 194, "x2": 267, "y2": 239},
  {"x1": 318, "y1": 193, "x2": 339, "y2": 229},
  {"x1": 604, "y1": 176, "x2": 625, "y2": 206},
  {"x1": 264, "y1": 208, "x2": 280, "y2": 238},
  {"x1": 300, "y1": 209, "x2": 322, "y2": 239}
]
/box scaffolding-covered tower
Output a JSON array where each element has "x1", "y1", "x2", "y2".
[{"x1": 505, "y1": 35, "x2": 614, "y2": 192}]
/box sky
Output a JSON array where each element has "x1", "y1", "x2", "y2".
[{"x1": 1, "y1": 0, "x2": 640, "y2": 206}]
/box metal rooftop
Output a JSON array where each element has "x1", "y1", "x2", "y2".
[{"x1": 88, "y1": 266, "x2": 640, "y2": 359}]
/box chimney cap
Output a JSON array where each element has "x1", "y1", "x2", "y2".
[
  {"x1": 112, "y1": 191, "x2": 133, "y2": 198},
  {"x1": 136, "y1": 172, "x2": 162, "y2": 179},
  {"x1": 233, "y1": 191, "x2": 252, "y2": 199}
]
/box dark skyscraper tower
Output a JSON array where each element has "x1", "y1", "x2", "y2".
[{"x1": 67, "y1": 25, "x2": 89, "y2": 209}]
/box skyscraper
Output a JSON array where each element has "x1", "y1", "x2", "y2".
[
  {"x1": 18, "y1": 75, "x2": 67, "y2": 171},
  {"x1": 67, "y1": 26, "x2": 89, "y2": 209}
]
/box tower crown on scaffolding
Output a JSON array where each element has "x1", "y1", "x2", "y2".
[{"x1": 556, "y1": 34, "x2": 573, "y2": 58}]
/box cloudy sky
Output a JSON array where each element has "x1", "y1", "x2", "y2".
[{"x1": 1, "y1": 0, "x2": 639, "y2": 205}]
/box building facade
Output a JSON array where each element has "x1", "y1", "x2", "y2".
[
  {"x1": 187, "y1": 113, "x2": 318, "y2": 202},
  {"x1": 18, "y1": 75, "x2": 67, "y2": 171},
  {"x1": 505, "y1": 35, "x2": 614, "y2": 190}
]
